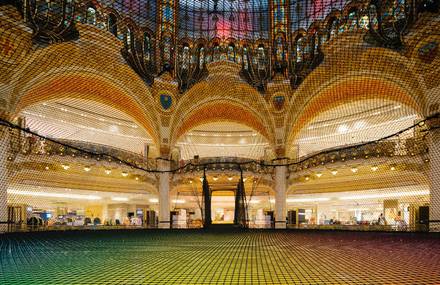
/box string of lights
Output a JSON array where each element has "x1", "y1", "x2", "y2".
[{"x1": 1, "y1": 112, "x2": 438, "y2": 174}]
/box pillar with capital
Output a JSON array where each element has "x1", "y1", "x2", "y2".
[
  {"x1": 274, "y1": 164, "x2": 287, "y2": 229},
  {"x1": 429, "y1": 116, "x2": 440, "y2": 231},
  {"x1": 158, "y1": 159, "x2": 171, "y2": 229},
  {"x1": 0, "y1": 124, "x2": 10, "y2": 233}
]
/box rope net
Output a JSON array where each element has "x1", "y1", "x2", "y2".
[{"x1": 0, "y1": 0, "x2": 439, "y2": 234}]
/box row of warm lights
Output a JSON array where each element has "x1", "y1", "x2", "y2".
[
  {"x1": 8, "y1": 189, "x2": 130, "y2": 202},
  {"x1": 133, "y1": 189, "x2": 430, "y2": 205},
  {"x1": 24, "y1": 111, "x2": 148, "y2": 140},
  {"x1": 190, "y1": 176, "x2": 248, "y2": 183},
  {"x1": 307, "y1": 105, "x2": 402, "y2": 130},
  {"x1": 286, "y1": 190, "x2": 430, "y2": 203},
  {"x1": 10, "y1": 189, "x2": 427, "y2": 204},
  {"x1": 300, "y1": 114, "x2": 417, "y2": 142},
  {"x1": 60, "y1": 164, "x2": 136, "y2": 179},
  {"x1": 40, "y1": 103, "x2": 139, "y2": 129},
  {"x1": 186, "y1": 131, "x2": 258, "y2": 137},
  {"x1": 147, "y1": 198, "x2": 269, "y2": 204},
  {"x1": 148, "y1": 198, "x2": 185, "y2": 204},
  {"x1": 304, "y1": 165, "x2": 397, "y2": 180}
]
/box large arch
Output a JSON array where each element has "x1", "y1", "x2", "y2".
[
  {"x1": 4, "y1": 25, "x2": 161, "y2": 146},
  {"x1": 169, "y1": 68, "x2": 276, "y2": 148},
  {"x1": 12, "y1": 72, "x2": 161, "y2": 147},
  {"x1": 285, "y1": 76, "x2": 424, "y2": 153},
  {"x1": 172, "y1": 101, "x2": 273, "y2": 147}
]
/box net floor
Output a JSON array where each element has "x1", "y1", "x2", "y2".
[{"x1": 1, "y1": 230, "x2": 440, "y2": 285}]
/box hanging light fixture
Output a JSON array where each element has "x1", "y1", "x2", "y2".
[
  {"x1": 371, "y1": 166, "x2": 379, "y2": 172},
  {"x1": 331, "y1": 170, "x2": 338, "y2": 176},
  {"x1": 351, "y1": 167, "x2": 358, "y2": 173},
  {"x1": 105, "y1": 169, "x2": 112, "y2": 175},
  {"x1": 121, "y1": 171, "x2": 129, "y2": 177},
  {"x1": 61, "y1": 164, "x2": 70, "y2": 170},
  {"x1": 315, "y1": 172, "x2": 323, "y2": 178},
  {"x1": 84, "y1": 166, "x2": 91, "y2": 172}
]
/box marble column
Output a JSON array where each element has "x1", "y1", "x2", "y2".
[
  {"x1": 274, "y1": 165, "x2": 287, "y2": 229},
  {"x1": 158, "y1": 159, "x2": 171, "y2": 229},
  {"x1": 429, "y1": 118, "x2": 440, "y2": 232},
  {"x1": 0, "y1": 125, "x2": 10, "y2": 233}
]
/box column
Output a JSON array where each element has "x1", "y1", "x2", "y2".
[
  {"x1": 429, "y1": 118, "x2": 440, "y2": 232},
  {"x1": 158, "y1": 159, "x2": 171, "y2": 229},
  {"x1": 274, "y1": 165, "x2": 287, "y2": 229},
  {"x1": 0, "y1": 125, "x2": 10, "y2": 233},
  {"x1": 102, "y1": 204, "x2": 108, "y2": 225}
]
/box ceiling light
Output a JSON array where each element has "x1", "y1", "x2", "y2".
[
  {"x1": 8, "y1": 189, "x2": 101, "y2": 200},
  {"x1": 199, "y1": 177, "x2": 204, "y2": 182},
  {"x1": 45, "y1": 166, "x2": 49, "y2": 170},
  {"x1": 287, "y1": 197, "x2": 330, "y2": 203},
  {"x1": 339, "y1": 190, "x2": 429, "y2": 200},
  {"x1": 353, "y1": 121, "x2": 367, "y2": 130},
  {"x1": 112, "y1": 197, "x2": 129, "y2": 202},
  {"x1": 121, "y1": 172, "x2": 129, "y2": 177},
  {"x1": 248, "y1": 200, "x2": 260, "y2": 204},
  {"x1": 212, "y1": 176, "x2": 219, "y2": 181},
  {"x1": 390, "y1": 166, "x2": 396, "y2": 171},
  {"x1": 227, "y1": 176, "x2": 233, "y2": 181},
  {"x1": 189, "y1": 180, "x2": 193, "y2": 184},
  {"x1": 172, "y1": 199, "x2": 185, "y2": 204},
  {"x1": 149, "y1": 198, "x2": 159, "y2": 203},
  {"x1": 371, "y1": 166, "x2": 379, "y2": 172},
  {"x1": 109, "y1": 125, "x2": 119, "y2": 133},
  {"x1": 305, "y1": 176, "x2": 310, "y2": 181},
  {"x1": 243, "y1": 177, "x2": 247, "y2": 182},
  {"x1": 337, "y1": 124, "x2": 349, "y2": 134},
  {"x1": 269, "y1": 198, "x2": 275, "y2": 204},
  {"x1": 61, "y1": 164, "x2": 70, "y2": 170},
  {"x1": 84, "y1": 166, "x2": 91, "y2": 172},
  {"x1": 315, "y1": 173, "x2": 322, "y2": 178},
  {"x1": 351, "y1": 167, "x2": 358, "y2": 173},
  {"x1": 331, "y1": 170, "x2": 338, "y2": 176},
  {"x1": 135, "y1": 177, "x2": 139, "y2": 181},
  {"x1": 105, "y1": 169, "x2": 112, "y2": 175}
]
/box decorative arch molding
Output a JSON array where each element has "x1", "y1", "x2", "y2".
[
  {"x1": 170, "y1": 101, "x2": 275, "y2": 148},
  {"x1": 13, "y1": 72, "x2": 161, "y2": 147},
  {"x1": 169, "y1": 78, "x2": 275, "y2": 147},
  {"x1": 285, "y1": 76, "x2": 424, "y2": 152},
  {"x1": 285, "y1": 46, "x2": 427, "y2": 135},
  {"x1": 6, "y1": 26, "x2": 154, "y2": 105}
]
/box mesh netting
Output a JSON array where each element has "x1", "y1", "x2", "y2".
[
  {"x1": 0, "y1": 0, "x2": 438, "y2": 228},
  {"x1": 1, "y1": 0, "x2": 440, "y2": 283}
]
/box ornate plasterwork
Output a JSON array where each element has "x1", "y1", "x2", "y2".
[{"x1": 1, "y1": 5, "x2": 438, "y2": 159}]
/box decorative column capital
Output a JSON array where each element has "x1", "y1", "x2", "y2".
[
  {"x1": 275, "y1": 146, "x2": 286, "y2": 158},
  {"x1": 159, "y1": 145, "x2": 171, "y2": 159},
  {"x1": 0, "y1": 109, "x2": 14, "y2": 122}
]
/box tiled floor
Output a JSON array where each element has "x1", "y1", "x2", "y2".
[{"x1": 1, "y1": 229, "x2": 439, "y2": 284}]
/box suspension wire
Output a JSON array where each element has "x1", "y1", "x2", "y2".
[{"x1": 0, "y1": 112, "x2": 438, "y2": 173}]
